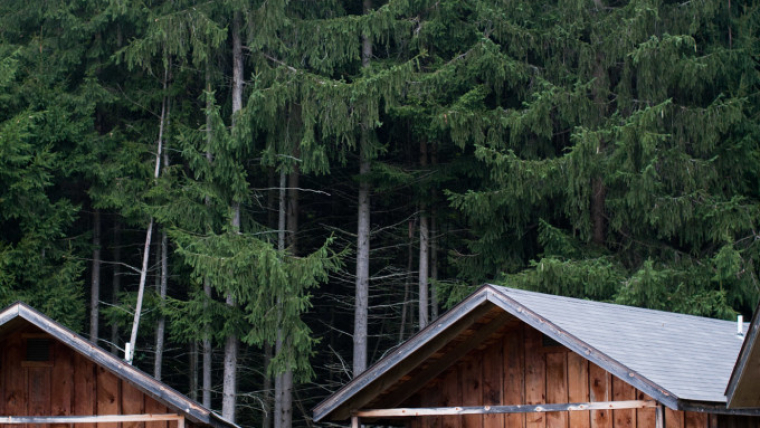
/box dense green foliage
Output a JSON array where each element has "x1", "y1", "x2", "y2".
[{"x1": 0, "y1": 0, "x2": 758, "y2": 426}]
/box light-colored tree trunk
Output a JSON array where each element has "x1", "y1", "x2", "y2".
[
  {"x1": 155, "y1": 136, "x2": 171, "y2": 380},
  {"x1": 202, "y1": 277, "x2": 212, "y2": 408},
  {"x1": 202, "y1": 60, "x2": 214, "y2": 410},
  {"x1": 90, "y1": 210, "x2": 101, "y2": 342},
  {"x1": 274, "y1": 169, "x2": 286, "y2": 428},
  {"x1": 430, "y1": 144, "x2": 438, "y2": 320},
  {"x1": 418, "y1": 140, "x2": 429, "y2": 330},
  {"x1": 353, "y1": 0, "x2": 373, "y2": 377},
  {"x1": 399, "y1": 220, "x2": 414, "y2": 342},
  {"x1": 222, "y1": 12, "x2": 244, "y2": 422},
  {"x1": 126, "y1": 63, "x2": 168, "y2": 364},
  {"x1": 154, "y1": 229, "x2": 168, "y2": 380}
]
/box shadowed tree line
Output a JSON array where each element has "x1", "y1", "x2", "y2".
[{"x1": 0, "y1": 0, "x2": 759, "y2": 426}]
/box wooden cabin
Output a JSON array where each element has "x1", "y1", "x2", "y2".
[
  {"x1": 313, "y1": 285, "x2": 760, "y2": 428},
  {"x1": 0, "y1": 302, "x2": 236, "y2": 428}
]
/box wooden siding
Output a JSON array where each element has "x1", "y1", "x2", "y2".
[
  {"x1": 407, "y1": 323, "x2": 740, "y2": 428},
  {"x1": 0, "y1": 326, "x2": 190, "y2": 428}
]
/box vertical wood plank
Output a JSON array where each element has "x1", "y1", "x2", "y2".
[
  {"x1": 635, "y1": 391, "x2": 655, "y2": 428},
  {"x1": 145, "y1": 398, "x2": 168, "y2": 428},
  {"x1": 483, "y1": 341, "x2": 504, "y2": 428},
  {"x1": 567, "y1": 353, "x2": 590, "y2": 428},
  {"x1": 462, "y1": 353, "x2": 483, "y2": 428},
  {"x1": 96, "y1": 366, "x2": 121, "y2": 428},
  {"x1": 707, "y1": 414, "x2": 718, "y2": 428},
  {"x1": 666, "y1": 408, "x2": 684, "y2": 428},
  {"x1": 589, "y1": 363, "x2": 611, "y2": 428},
  {"x1": 684, "y1": 412, "x2": 707, "y2": 428},
  {"x1": 504, "y1": 324, "x2": 525, "y2": 428},
  {"x1": 121, "y1": 382, "x2": 145, "y2": 428},
  {"x1": 545, "y1": 353, "x2": 568, "y2": 428},
  {"x1": 525, "y1": 327, "x2": 545, "y2": 428},
  {"x1": 441, "y1": 368, "x2": 462, "y2": 428},
  {"x1": 6, "y1": 333, "x2": 27, "y2": 428},
  {"x1": 51, "y1": 343, "x2": 73, "y2": 428},
  {"x1": 28, "y1": 367, "x2": 51, "y2": 428},
  {"x1": 74, "y1": 352, "x2": 96, "y2": 428},
  {"x1": 612, "y1": 377, "x2": 635, "y2": 428},
  {"x1": 421, "y1": 383, "x2": 442, "y2": 428}
]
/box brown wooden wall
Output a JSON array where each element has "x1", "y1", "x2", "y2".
[
  {"x1": 0, "y1": 325, "x2": 190, "y2": 428},
  {"x1": 405, "y1": 322, "x2": 739, "y2": 428}
]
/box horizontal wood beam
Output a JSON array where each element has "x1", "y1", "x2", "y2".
[
  {"x1": 354, "y1": 400, "x2": 658, "y2": 417},
  {"x1": 0, "y1": 414, "x2": 185, "y2": 425}
]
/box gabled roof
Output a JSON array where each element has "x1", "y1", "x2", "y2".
[
  {"x1": 314, "y1": 284, "x2": 750, "y2": 422},
  {"x1": 0, "y1": 302, "x2": 238, "y2": 428},
  {"x1": 726, "y1": 301, "x2": 760, "y2": 408}
]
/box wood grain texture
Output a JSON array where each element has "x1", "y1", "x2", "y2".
[
  {"x1": 51, "y1": 342, "x2": 73, "y2": 428},
  {"x1": 589, "y1": 363, "x2": 611, "y2": 428},
  {"x1": 567, "y1": 352, "x2": 590, "y2": 428},
  {"x1": 462, "y1": 353, "x2": 483, "y2": 428},
  {"x1": 684, "y1": 411, "x2": 707, "y2": 428},
  {"x1": 612, "y1": 377, "x2": 635, "y2": 428},
  {"x1": 121, "y1": 382, "x2": 145, "y2": 428},
  {"x1": 97, "y1": 366, "x2": 121, "y2": 428},
  {"x1": 145, "y1": 398, "x2": 168, "y2": 428},
  {"x1": 483, "y1": 341, "x2": 503, "y2": 428},
  {"x1": 5, "y1": 332, "x2": 27, "y2": 428},
  {"x1": 525, "y1": 327, "x2": 545, "y2": 428},
  {"x1": 545, "y1": 352, "x2": 567, "y2": 428},
  {"x1": 503, "y1": 324, "x2": 524, "y2": 428},
  {"x1": 441, "y1": 369, "x2": 462, "y2": 428},
  {"x1": 635, "y1": 391, "x2": 655, "y2": 428},
  {"x1": 666, "y1": 406, "x2": 685, "y2": 428}
]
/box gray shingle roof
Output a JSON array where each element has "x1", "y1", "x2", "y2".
[
  {"x1": 313, "y1": 284, "x2": 751, "y2": 422},
  {"x1": 490, "y1": 285, "x2": 744, "y2": 403}
]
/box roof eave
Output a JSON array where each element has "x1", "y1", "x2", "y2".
[
  {"x1": 313, "y1": 287, "x2": 495, "y2": 422},
  {"x1": 0, "y1": 302, "x2": 240, "y2": 428},
  {"x1": 483, "y1": 285, "x2": 681, "y2": 410}
]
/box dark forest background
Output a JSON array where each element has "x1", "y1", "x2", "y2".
[{"x1": 1, "y1": 0, "x2": 759, "y2": 426}]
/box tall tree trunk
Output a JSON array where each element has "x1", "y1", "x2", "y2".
[
  {"x1": 222, "y1": 12, "x2": 244, "y2": 422},
  {"x1": 155, "y1": 134, "x2": 171, "y2": 380},
  {"x1": 154, "y1": 229, "x2": 168, "y2": 380},
  {"x1": 353, "y1": 0, "x2": 373, "y2": 377},
  {"x1": 279, "y1": 164, "x2": 299, "y2": 428},
  {"x1": 126, "y1": 63, "x2": 168, "y2": 364},
  {"x1": 399, "y1": 220, "x2": 414, "y2": 342},
  {"x1": 430, "y1": 144, "x2": 439, "y2": 320},
  {"x1": 190, "y1": 341, "x2": 199, "y2": 401},
  {"x1": 111, "y1": 220, "x2": 121, "y2": 354},
  {"x1": 263, "y1": 167, "x2": 276, "y2": 428},
  {"x1": 202, "y1": 60, "x2": 214, "y2": 410},
  {"x1": 202, "y1": 277, "x2": 212, "y2": 408},
  {"x1": 274, "y1": 170, "x2": 287, "y2": 428},
  {"x1": 418, "y1": 140, "x2": 429, "y2": 330},
  {"x1": 90, "y1": 209, "x2": 101, "y2": 342},
  {"x1": 430, "y1": 214, "x2": 438, "y2": 320}
]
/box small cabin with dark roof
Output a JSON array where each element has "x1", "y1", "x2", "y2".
[
  {"x1": 0, "y1": 302, "x2": 236, "y2": 428},
  {"x1": 314, "y1": 285, "x2": 760, "y2": 428}
]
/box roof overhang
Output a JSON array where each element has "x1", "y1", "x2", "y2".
[
  {"x1": 313, "y1": 284, "x2": 711, "y2": 423},
  {"x1": 0, "y1": 302, "x2": 239, "y2": 428}
]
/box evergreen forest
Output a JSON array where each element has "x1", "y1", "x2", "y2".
[{"x1": 0, "y1": 0, "x2": 759, "y2": 426}]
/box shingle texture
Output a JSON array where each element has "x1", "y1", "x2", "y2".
[{"x1": 491, "y1": 285, "x2": 744, "y2": 403}]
